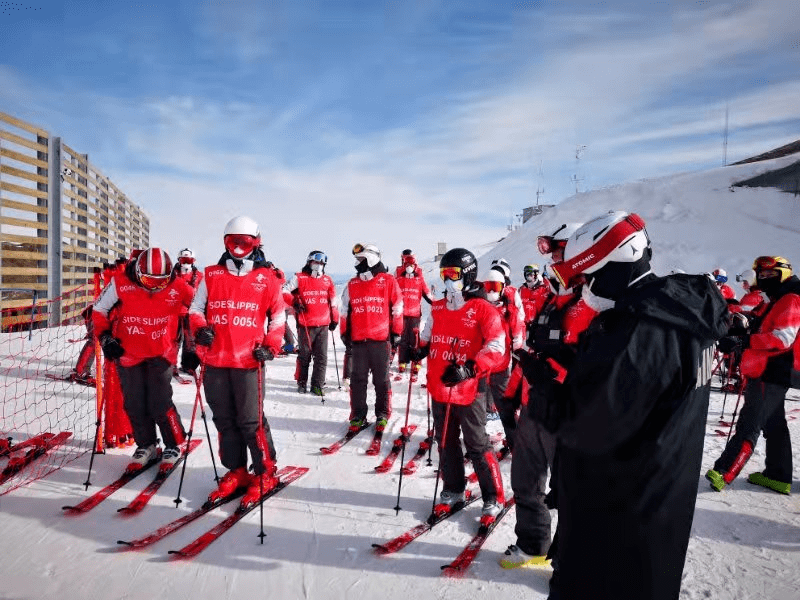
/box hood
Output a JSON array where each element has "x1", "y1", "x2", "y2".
[{"x1": 616, "y1": 273, "x2": 729, "y2": 346}]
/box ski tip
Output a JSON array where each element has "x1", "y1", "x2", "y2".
[
  {"x1": 441, "y1": 566, "x2": 464, "y2": 578},
  {"x1": 116, "y1": 540, "x2": 132, "y2": 546},
  {"x1": 371, "y1": 544, "x2": 389, "y2": 555}
]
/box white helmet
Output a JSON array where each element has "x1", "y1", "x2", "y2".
[
  {"x1": 552, "y1": 211, "x2": 649, "y2": 288},
  {"x1": 224, "y1": 216, "x2": 260, "y2": 238},
  {"x1": 537, "y1": 223, "x2": 583, "y2": 255},
  {"x1": 353, "y1": 243, "x2": 381, "y2": 268},
  {"x1": 737, "y1": 269, "x2": 756, "y2": 289},
  {"x1": 483, "y1": 268, "x2": 505, "y2": 302}
]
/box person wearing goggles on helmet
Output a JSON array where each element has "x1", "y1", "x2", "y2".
[
  {"x1": 339, "y1": 243, "x2": 403, "y2": 435},
  {"x1": 708, "y1": 255, "x2": 799, "y2": 497},
  {"x1": 519, "y1": 264, "x2": 551, "y2": 325},
  {"x1": 172, "y1": 248, "x2": 204, "y2": 374},
  {"x1": 411, "y1": 248, "x2": 507, "y2": 521},
  {"x1": 394, "y1": 249, "x2": 432, "y2": 380},
  {"x1": 188, "y1": 216, "x2": 287, "y2": 508},
  {"x1": 540, "y1": 211, "x2": 728, "y2": 599},
  {"x1": 710, "y1": 267, "x2": 736, "y2": 301},
  {"x1": 281, "y1": 250, "x2": 340, "y2": 396},
  {"x1": 92, "y1": 248, "x2": 194, "y2": 473}
]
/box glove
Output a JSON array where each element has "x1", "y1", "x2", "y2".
[
  {"x1": 390, "y1": 334, "x2": 402, "y2": 349},
  {"x1": 409, "y1": 345, "x2": 429, "y2": 362},
  {"x1": 253, "y1": 346, "x2": 275, "y2": 362},
  {"x1": 99, "y1": 331, "x2": 124, "y2": 360},
  {"x1": 716, "y1": 336, "x2": 742, "y2": 355},
  {"x1": 441, "y1": 360, "x2": 476, "y2": 387},
  {"x1": 195, "y1": 326, "x2": 215, "y2": 347},
  {"x1": 181, "y1": 351, "x2": 200, "y2": 372},
  {"x1": 328, "y1": 321, "x2": 338, "y2": 331},
  {"x1": 293, "y1": 301, "x2": 307, "y2": 313}
]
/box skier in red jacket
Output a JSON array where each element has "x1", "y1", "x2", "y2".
[
  {"x1": 519, "y1": 264, "x2": 552, "y2": 325},
  {"x1": 411, "y1": 248, "x2": 507, "y2": 519},
  {"x1": 282, "y1": 250, "x2": 340, "y2": 396},
  {"x1": 92, "y1": 248, "x2": 193, "y2": 472},
  {"x1": 173, "y1": 248, "x2": 203, "y2": 374},
  {"x1": 394, "y1": 249, "x2": 432, "y2": 379},
  {"x1": 189, "y1": 216, "x2": 287, "y2": 507},
  {"x1": 340, "y1": 243, "x2": 403, "y2": 433}
]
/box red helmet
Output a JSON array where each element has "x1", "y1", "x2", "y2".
[{"x1": 135, "y1": 248, "x2": 173, "y2": 291}]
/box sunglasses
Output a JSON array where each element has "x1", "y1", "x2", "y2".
[
  {"x1": 483, "y1": 280, "x2": 503, "y2": 293},
  {"x1": 440, "y1": 266, "x2": 462, "y2": 281}
]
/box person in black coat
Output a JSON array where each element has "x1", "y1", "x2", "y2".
[{"x1": 538, "y1": 211, "x2": 729, "y2": 600}]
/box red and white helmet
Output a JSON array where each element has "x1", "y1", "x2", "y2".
[
  {"x1": 136, "y1": 248, "x2": 173, "y2": 291},
  {"x1": 537, "y1": 223, "x2": 583, "y2": 257},
  {"x1": 551, "y1": 211, "x2": 649, "y2": 289},
  {"x1": 223, "y1": 216, "x2": 261, "y2": 259}
]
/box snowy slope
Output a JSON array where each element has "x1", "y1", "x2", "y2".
[{"x1": 1, "y1": 157, "x2": 800, "y2": 600}]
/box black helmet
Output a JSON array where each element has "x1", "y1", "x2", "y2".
[{"x1": 439, "y1": 248, "x2": 478, "y2": 288}]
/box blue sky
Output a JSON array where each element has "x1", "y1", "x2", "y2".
[{"x1": 1, "y1": 0, "x2": 799, "y2": 276}]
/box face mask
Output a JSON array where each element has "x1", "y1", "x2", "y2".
[
  {"x1": 355, "y1": 258, "x2": 370, "y2": 274},
  {"x1": 180, "y1": 264, "x2": 192, "y2": 274},
  {"x1": 444, "y1": 278, "x2": 464, "y2": 294},
  {"x1": 405, "y1": 265, "x2": 414, "y2": 274},
  {"x1": 310, "y1": 262, "x2": 324, "y2": 276},
  {"x1": 486, "y1": 291, "x2": 500, "y2": 303}
]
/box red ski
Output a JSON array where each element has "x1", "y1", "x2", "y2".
[
  {"x1": 0, "y1": 431, "x2": 62, "y2": 458},
  {"x1": 320, "y1": 421, "x2": 371, "y2": 455},
  {"x1": 117, "y1": 439, "x2": 202, "y2": 515},
  {"x1": 441, "y1": 497, "x2": 516, "y2": 577},
  {"x1": 374, "y1": 425, "x2": 417, "y2": 473},
  {"x1": 167, "y1": 466, "x2": 309, "y2": 559},
  {"x1": 401, "y1": 431, "x2": 434, "y2": 475},
  {"x1": 62, "y1": 450, "x2": 163, "y2": 514},
  {"x1": 372, "y1": 489, "x2": 480, "y2": 555},
  {"x1": 117, "y1": 465, "x2": 297, "y2": 550},
  {"x1": 365, "y1": 425, "x2": 388, "y2": 456},
  {"x1": 0, "y1": 431, "x2": 72, "y2": 485}
]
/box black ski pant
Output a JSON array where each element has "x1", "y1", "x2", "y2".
[
  {"x1": 714, "y1": 378, "x2": 792, "y2": 483},
  {"x1": 511, "y1": 407, "x2": 556, "y2": 555},
  {"x1": 433, "y1": 398, "x2": 503, "y2": 503},
  {"x1": 485, "y1": 365, "x2": 516, "y2": 443},
  {"x1": 297, "y1": 325, "x2": 328, "y2": 389},
  {"x1": 397, "y1": 315, "x2": 421, "y2": 365},
  {"x1": 117, "y1": 357, "x2": 185, "y2": 449},
  {"x1": 349, "y1": 340, "x2": 392, "y2": 422},
  {"x1": 203, "y1": 365, "x2": 276, "y2": 475}
]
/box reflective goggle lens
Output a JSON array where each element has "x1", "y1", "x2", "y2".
[
  {"x1": 483, "y1": 280, "x2": 503, "y2": 293},
  {"x1": 309, "y1": 252, "x2": 327, "y2": 263},
  {"x1": 537, "y1": 236, "x2": 554, "y2": 255},
  {"x1": 440, "y1": 266, "x2": 462, "y2": 281},
  {"x1": 178, "y1": 257, "x2": 194, "y2": 265},
  {"x1": 139, "y1": 273, "x2": 170, "y2": 290},
  {"x1": 352, "y1": 243, "x2": 365, "y2": 255}
]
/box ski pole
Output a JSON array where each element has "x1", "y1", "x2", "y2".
[
  {"x1": 195, "y1": 367, "x2": 220, "y2": 484},
  {"x1": 430, "y1": 393, "x2": 453, "y2": 517},
  {"x1": 726, "y1": 378, "x2": 746, "y2": 443},
  {"x1": 425, "y1": 390, "x2": 433, "y2": 467},
  {"x1": 84, "y1": 355, "x2": 108, "y2": 490},
  {"x1": 393, "y1": 329, "x2": 420, "y2": 514},
  {"x1": 256, "y1": 360, "x2": 267, "y2": 544},
  {"x1": 174, "y1": 368, "x2": 204, "y2": 507},
  {"x1": 331, "y1": 333, "x2": 342, "y2": 391}
]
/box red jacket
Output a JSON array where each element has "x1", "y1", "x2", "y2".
[
  {"x1": 740, "y1": 284, "x2": 800, "y2": 380},
  {"x1": 395, "y1": 266, "x2": 430, "y2": 318},
  {"x1": 421, "y1": 297, "x2": 505, "y2": 405},
  {"x1": 285, "y1": 272, "x2": 340, "y2": 328},
  {"x1": 520, "y1": 280, "x2": 552, "y2": 324},
  {"x1": 341, "y1": 273, "x2": 403, "y2": 342},
  {"x1": 92, "y1": 273, "x2": 194, "y2": 367},
  {"x1": 189, "y1": 264, "x2": 286, "y2": 369}
]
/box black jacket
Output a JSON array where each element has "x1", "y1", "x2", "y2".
[{"x1": 552, "y1": 273, "x2": 729, "y2": 600}]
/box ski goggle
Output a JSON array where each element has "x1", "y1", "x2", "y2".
[
  {"x1": 483, "y1": 280, "x2": 503, "y2": 293},
  {"x1": 440, "y1": 266, "x2": 462, "y2": 281},
  {"x1": 537, "y1": 235, "x2": 568, "y2": 256},
  {"x1": 402, "y1": 254, "x2": 415, "y2": 265},
  {"x1": 137, "y1": 271, "x2": 170, "y2": 291},
  {"x1": 308, "y1": 251, "x2": 327, "y2": 264},
  {"x1": 178, "y1": 256, "x2": 195, "y2": 265},
  {"x1": 352, "y1": 243, "x2": 365, "y2": 255},
  {"x1": 224, "y1": 234, "x2": 259, "y2": 258},
  {"x1": 753, "y1": 256, "x2": 790, "y2": 272}
]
